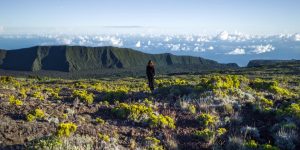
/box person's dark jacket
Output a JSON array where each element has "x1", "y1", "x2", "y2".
[{"x1": 146, "y1": 65, "x2": 155, "y2": 78}]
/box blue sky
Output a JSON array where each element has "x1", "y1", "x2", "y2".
[{"x1": 0, "y1": 0, "x2": 300, "y2": 34}]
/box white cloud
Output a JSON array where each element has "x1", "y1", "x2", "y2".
[
  {"x1": 227, "y1": 48, "x2": 246, "y2": 55},
  {"x1": 164, "y1": 36, "x2": 172, "y2": 42},
  {"x1": 215, "y1": 31, "x2": 253, "y2": 42},
  {"x1": 170, "y1": 44, "x2": 181, "y2": 51},
  {"x1": 135, "y1": 41, "x2": 141, "y2": 48},
  {"x1": 251, "y1": 44, "x2": 275, "y2": 54},
  {"x1": 196, "y1": 36, "x2": 211, "y2": 42},
  {"x1": 207, "y1": 46, "x2": 214, "y2": 50},
  {"x1": 193, "y1": 46, "x2": 200, "y2": 52},
  {"x1": 217, "y1": 31, "x2": 229, "y2": 40},
  {"x1": 147, "y1": 40, "x2": 151, "y2": 45},
  {"x1": 110, "y1": 37, "x2": 123, "y2": 47},
  {"x1": 293, "y1": 33, "x2": 300, "y2": 41},
  {"x1": 61, "y1": 38, "x2": 72, "y2": 45}
]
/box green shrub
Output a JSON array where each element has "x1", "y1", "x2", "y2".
[
  {"x1": 284, "y1": 103, "x2": 300, "y2": 119},
  {"x1": 26, "y1": 114, "x2": 36, "y2": 122},
  {"x1": 197, "y1": 75, "x2": 243, "y2": 97},
  {"x1": 216, "y1": 128, "x2": 227, "y2": 136},
  {"x1": 223, "y1": 103, "x2": 234, "y2": 114},
  {"x1": 197, "y1": 113, "x2": 218, "y2": 127},
  {"x1": 145, "y1": 136, "x2": 164, "y2": 150},
  {"x1": 32, "y1": 91, "x2": 44, "y2": 101},
  {"x1": 0, "y1": 76, "x2": 15, "y2": 83},
  {"x1": 19, "y1": 88, "x2": 28, "y2": 99},
  {"x1": 148, "y1": 114, "x2": 176, "y2": 129},
  {"x1": 256, "y1": 97, "x2": 274, "y2": 112},
  {"x1": 95, "y1": 117, "x2": 105, "y2": 125},
  {"x1": 250, "y1": 78, "x2": 293, "y2": 96},
  {"x1": 188, "y1": 104, "x2": 196, "y2": 114},
  {"x1": 73, "y1": 90, "x2": 94, "y2": 104},
  {"x1": 56, "y1": 122, "x2": 77, "y2": 137},
  {"x1": 26, "y1": 108, "x2": 45, "y2": 122},
  {"x1": 44, "y1": 87, "x2": 61, "y2": 99},
  {"x1": 144, "y1": 98, "x2": 153, "y2": 107},
  {"x1": 75, "y1": 82, "x2": 88, "y2": 89},
  {"x1": 113, "y1": 102, "x2": 175, "y2": 129},
  {"x1": 113, "y1": 102, "x2": 153, "y2": 121},
  {"x1": 31, "y1": 136, "x2": 62, "y2": 149},
  {"x1": 194, "y1": 128, "x2": 215, "y2": 143},
  {"x1": 98, "y1": 132, "x2": 110, "y2": 142},
  {"x1": 261, "y1": 144, "x2": 280, "y2": 150},
  {"x1": 35, "y1": 108, "x2": 45, "y2": 118},
  {"x1": 260, "y1": 97, "x2": 273, "y2": 107},
  {"x1": 9, "y1": 95, "x2": 23, "y2": 106},
  {"x1": 244, "y1": 140, "x2": 258, "y2": 149},
  {"x1": 103, "y1": 100, "x2": 109, "y2": 106}
]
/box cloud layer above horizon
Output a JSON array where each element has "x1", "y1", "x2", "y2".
[{"x1": 0, "y1": 31, "x2": 300, "y2": 66}]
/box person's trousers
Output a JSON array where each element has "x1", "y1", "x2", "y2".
[{"x1": 148, "y1": 76, "x2": 154, "y2": 91}]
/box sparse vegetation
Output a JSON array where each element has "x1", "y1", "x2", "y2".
[
  {"x1": 112, "y1": 102, "x2": 175, "y2": 129},
  {"x1": 98, "y1": 132, "x2": 110, "y2": 142},
  {"x1": 197, "y1": 113, "x2": 218, "y2": 127},
  {"x1": 73, "y1": 89, "x2": 94, "y2": 104},
  {"x1": 145, "y1": 136, "x2": 164, "y2": 150},
  {"x1": 9, "y1": 95, "x2": 23, "y2": 106},
  {"x1": 1, "y1": 70, "x2": 300, "y2": 149},
  {"x1": 56, "y1": 122, "x2": 77, "y2": 137},
  {"x1": 26, "y1": 108, "x2": 45, "y2": 122}
]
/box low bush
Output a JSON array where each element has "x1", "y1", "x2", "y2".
[
  {"x1": 194, "y1": 128, "x2": 215, "y2": 143},
  {"x1": 145, "y1": 136, "x2": 164, "y2": 150},
  {"x1": 44, "y1": 87, "x2": 61, "y2": 99},
  {"x1": 250, "y1": 78, "x2": 293, "y2": 97},
  {"x1": 284, "y1": 103, "x2": 300, "y2": 119},
  {"x1": 73, "y1": 89, "x2": 94, "y2": 104},
  {"x1": 216, "y1": 128, "x2": 227, "y2": 136},
  {"x1": 98, "y1": 132, "x2": 110, "y2": 142},
  {"x1": 9, "y1": 95, "x2": 23, "y2": 106},
  {"x1": 112, "y1": 102, "x2": 175, "y2": 129},
  {"x1": 26, "y1": 108, "x2": 45, "y2": 122},
  {"x1": 261, "y1": 144, "x2": 280, "y2": 150},
  {"x1": 32, "y1": 91, "x2": 44, "y2": 101},
  {"x1": 19, "y1": 88, "x2": 28, "y2": 99},
  {"x1": 95, "y1": 117, "x2": 105, "y2": 125},
  {"x1": 148, "y1": 114, "x2": 176, "y2": 129},
  {"x1": 197, "y1": 75, "x2": 244, "y2": 97},
  {"x1": 30, "y1": 136, "x2": 62, "y2": 149},
  {"x1": 244, "y1": 140, "x2": 258, "y2": 149},
  {"x1": 188, "y1": 104, "x2": 196, "y2": 114},
  {"x1": 197, "y1": 113, "x2": 218, "y2": 127},
  {"x1": 56, "y1": 122, "x2": 77, "y2": 137}
]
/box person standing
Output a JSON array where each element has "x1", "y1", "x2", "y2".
[{"x1": 146, "y1": 60, "x2": 155, "y2": 91}]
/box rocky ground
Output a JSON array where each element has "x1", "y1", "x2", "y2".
[{"x1": 0, "y1": 72, "x2": 299, "y2": 150}]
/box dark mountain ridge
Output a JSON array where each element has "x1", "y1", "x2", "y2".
[
  {"x1": 0, "y1": 46, "x2": 238, "y2": 73},
  {"x1": 247, "y1": 59, "x2": 300, "y2": 67}
]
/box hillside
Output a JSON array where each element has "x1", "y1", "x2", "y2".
[
  {"x1": 247, "y1": 59, "x2": 300, "y2": 67},
  {"x1": 0, "y1": 46, "x2": 238, "y2": 73}
]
